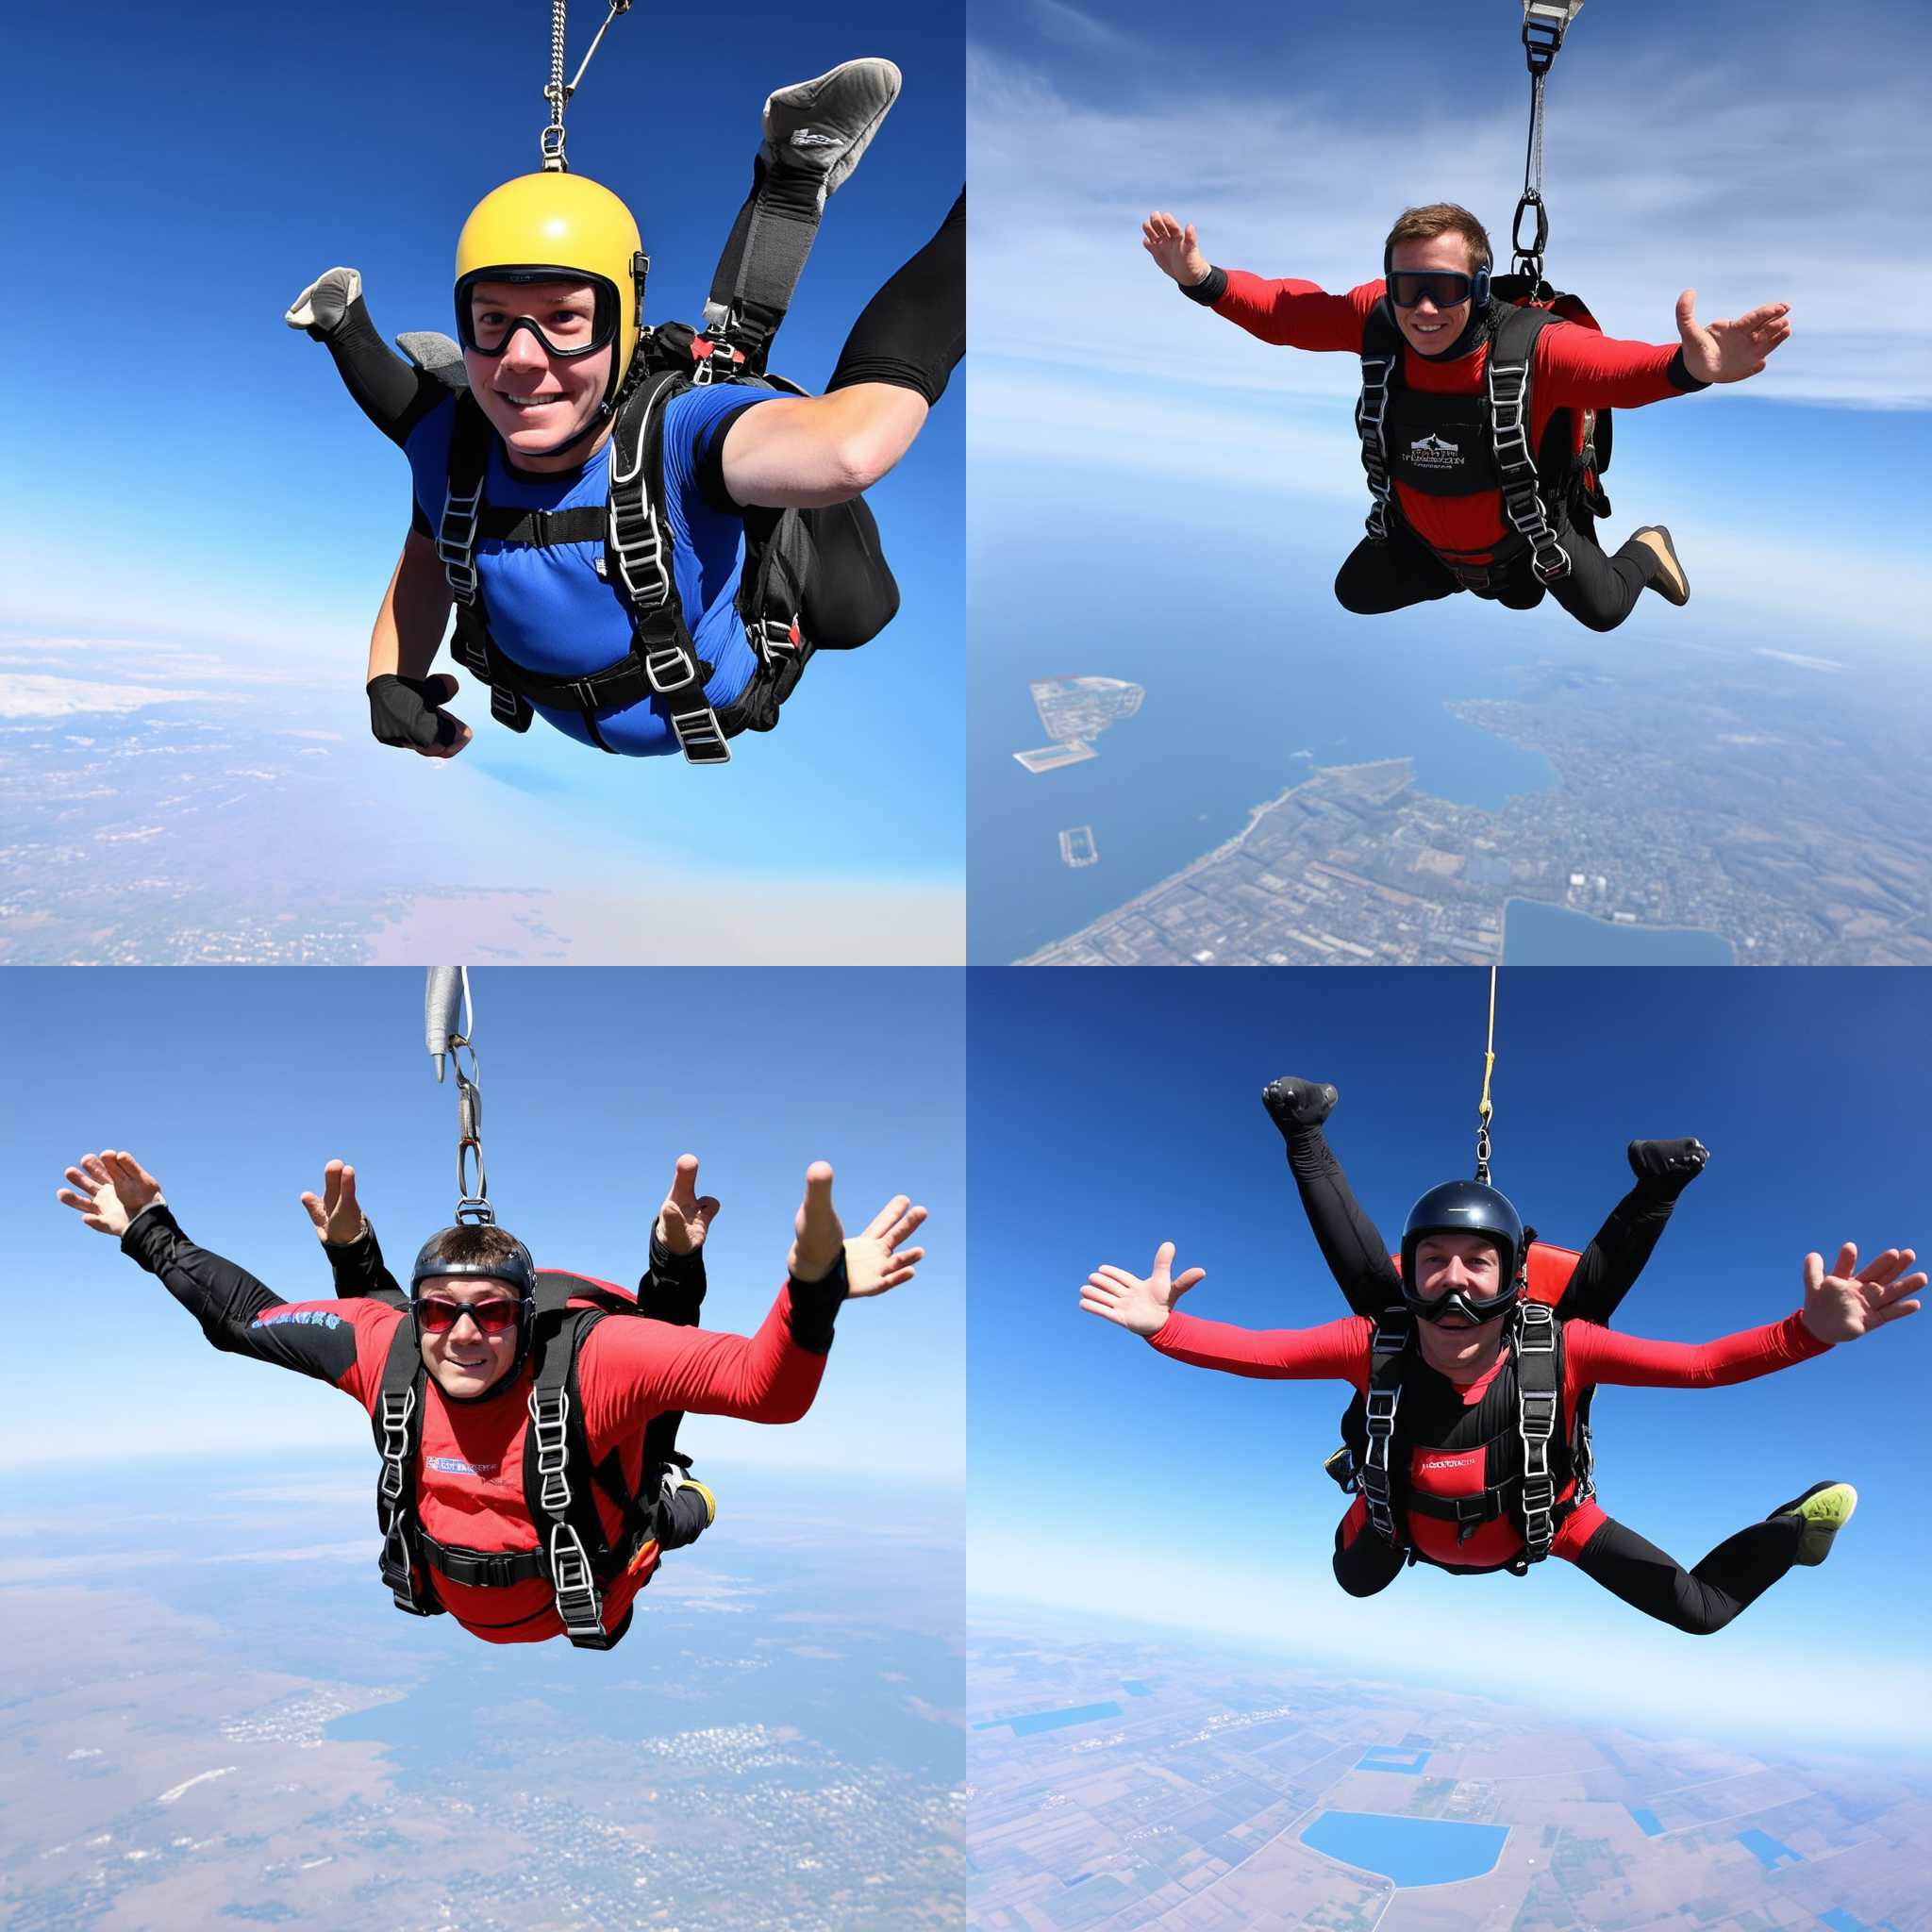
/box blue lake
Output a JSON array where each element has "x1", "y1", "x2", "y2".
[
  {"x1": 1358, "y1": 1747, "x2": 1431, "y2": 1774},
  {"x1": 1504, "y1": 897, "x2": 1736, "y2": 964},
  {"x1": 1628, "y1": 1806, "x2": 1664, "y2": 1836},
  {"x1": 1738, "y1": 1827, "x2": 1804, "y2": 1870},
  {"x1": 1819, "y1": 1912, "x2": 1874, "y2": 1932},
  {"x1": 975, "y1": 1700, "x2": 1124, "y2": 1739},
  {"x1": 1302, "y1": 1810, "x2": 1507, "y2": 1887}
]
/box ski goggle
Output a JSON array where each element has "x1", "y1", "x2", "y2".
[
  {"x1": 1387, "y1": 267, "x2": 1490, "y2": 310},
  {"x1": 1408, "y1": 1284, "x2": 1519, "y2": 1327},
  {"x1": 456, "y1": 271, "x2": 618, "y2": 359},
  {"x1": 412, "y1": 1294, "x2": 527, "y2": 1337}
]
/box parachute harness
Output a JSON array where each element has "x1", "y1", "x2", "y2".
[
  {"x1": 426, "y1": 966, "x2": 492, "y2": 1224},
  {"x1": 541, "y1": 0, "x2": 635, "y2": 172}
]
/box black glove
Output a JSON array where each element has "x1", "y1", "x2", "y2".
[{"x1": 367, "y1": 674, "x2": 461, "y2": 751}]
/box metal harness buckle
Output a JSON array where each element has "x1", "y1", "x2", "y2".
[{"x1": 529, "y1": 1390, "x2": 572, "y2": 1516}]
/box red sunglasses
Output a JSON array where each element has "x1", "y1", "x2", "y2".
[{"x1": 413, "y1": 1295, "x2": 525, "y2": 1337}]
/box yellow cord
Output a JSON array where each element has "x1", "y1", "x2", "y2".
[{"x1": 1477, "y1": 967, "x2": 1497, "y2": 1124}]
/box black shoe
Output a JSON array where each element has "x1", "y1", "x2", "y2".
[
  {"x1": 1262, "y1": 1076, "x2": 1338, "y2": 1137},
  {"x1": 1629, "y1": 525, "x2": 1690, "y2": 606},
  {"x1": 1626, "y1": 1138, "x2": 1709, "y2": 1189},
  {"x1": 656, "y1": 1470, "x2": 717, "y2": 1552}
]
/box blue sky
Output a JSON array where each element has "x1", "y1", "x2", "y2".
[
  {"x1": 969, "y1": 0, "x2": 1932, "y2": 658},
  {"x1": 966, "y1": 968, "x2": 1932, "y2": 1750},
  {"x1": 7, "y1": 967, "x2": 964, "y2": 1481},
  {"x1": 2, "y1": 1, "x2": 963, "y2": 926}
]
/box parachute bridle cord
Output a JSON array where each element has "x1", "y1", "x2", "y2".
[
  {"x1": 426, "y1": 967, "x2": 493, "y2": 1225},
  {"x1": 1474, "y1": 966, "x2": 1499, "y2": 1186},
  {"x1": 1512, "y1": 3, "x2": 1584, "y2": 287},
  {"x1": 540, "y1": 0, "x2": 636, "y2": 172}
]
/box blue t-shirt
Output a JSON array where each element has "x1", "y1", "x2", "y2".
[{"x1": 405, "y1": 385, "x2": 777, "y2": 757}]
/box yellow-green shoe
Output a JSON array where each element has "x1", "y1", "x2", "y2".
[{"x1": 1770, "y1": 1481, "x2": 1857, "y2": 1566}]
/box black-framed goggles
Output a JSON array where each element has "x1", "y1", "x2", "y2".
[
  {"x1": 455, "y1": 267, "x2": 619, "y2": 359},
  {"x1": 1387, "y1": 267, "x2": 1490, "y2": 311},
  {"x1": 1405, "y1": 1280, "x2": 1520, "y2": 1326}
]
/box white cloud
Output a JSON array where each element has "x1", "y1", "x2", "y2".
[
  {"x1": 967, "y1": 37, "x2": 1932, "y2": 410},
  {"x1": 0, "y1": 675, "x2": 198, "y2": 721}
]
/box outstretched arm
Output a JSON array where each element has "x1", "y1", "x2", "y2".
[
  {"x1": 721, "y1": 191, "x2": 962, "y2": 508},
  {"x1": 1081, "y1": 1241, "x2": 1371, "y2": 1382},
  {"x1": 1142, "y1": 209, "x2": 1372, "y2": 351},
  {"x1": 1571, "y1": 1242, "x2": 1923, "y2": 1390},
  {"x1": 365, "y1": 531, "x2": 468, "y2": 758},
  {"x1": 59, "y1": 1151, "x2": 386, "y2": 1392}
]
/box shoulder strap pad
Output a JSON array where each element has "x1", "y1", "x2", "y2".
[{"x1": 396, "y1": 330, "x2": 469, "y2": 393}]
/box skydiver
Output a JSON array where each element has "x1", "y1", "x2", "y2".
[
  {"x1": 1081, "y1": 1213, "x2": 1921, "y2": 1635},
  {"x1": 60, "y1": 1148, "x2": 926, "y2": 1648},
  {"x1": 1142, "y1": 203, "x2": 1790, "y2": 630}
]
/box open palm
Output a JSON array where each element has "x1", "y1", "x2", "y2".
[{"x1": 1079, "y1": 1241, "x2": 1207, "y2": 1338}]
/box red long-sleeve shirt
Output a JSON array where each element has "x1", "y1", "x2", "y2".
[
  {"x1": 1151, "y1": 1306, "x2": 1828, "y2": 1568},
  {"x1": 1210, "y1": 271, "x2": 1701, "y2": 561}
]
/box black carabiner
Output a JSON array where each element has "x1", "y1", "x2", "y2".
[{"x1": 1511, "y1": 192, "x2": 1550, "y2": 263}]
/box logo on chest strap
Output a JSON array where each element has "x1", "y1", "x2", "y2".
[{"x1": 1407, "y1": 431, "x2": 1464, "y2": 468}]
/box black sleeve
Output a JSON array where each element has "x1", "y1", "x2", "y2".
[
  {"x1": 324, "y1": 1220, "x2": 408, "y2": 1309},
  {"x1": 121, "y1": 1206, "x2": 365, "y2": 1387},
  {"x1": 320, "y1": 294, "x2": 453, "y2": 449},
  {"x1": 785, "y1": 1250, "x2": 851, "y2": 1356},
  {"x1": 693, "y1": 400, "x2": 769, "y2": 515},
  {"x1": 638, "y1": 1226, "x2": 709, "y2": 1327},
  {"x1": 1179, "y1": 266, "x2": 1229, "y2": 308},
  {"x1": 1665, "y1": 347, "x2": 1711, "y2": 392}
]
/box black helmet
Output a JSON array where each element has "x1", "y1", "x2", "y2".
[
  {"x1": 1399, "y1": 1179, "x2": 1524, "y2": 1325},
  {"x1": 408, "y1": 1224, "x2": 537, "y2": 1300}
]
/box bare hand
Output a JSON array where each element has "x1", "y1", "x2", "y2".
[
  {"x1": 788, "y1": 1161, "x2": 844, "y2": 1284},
  {"x1": 657, "y1": 1154, "x2": 722, "y2": 1257},
  {"x1": 844, "y1": 1196, "x2": 927, "y2": 1299},
  {"x1": 1142, "y1": 210, "x2": 1211, "y2": 289},
  {"x1": 1675, "y1": 291, "x2": 1791, "y2": 384},
  {"x1": 58, "y1": 1150, "x2": 164, "y2": 1238},
  {"x1": 1079, "y1": 1241, "x2": 1208, "y2": 1338},
  {"x1": 1799, "y1": 1241, "x2": 1924, "y2": 1343},
  {"x1": 299, "y1": 1159, "x2": 368, "y2": 1245}
]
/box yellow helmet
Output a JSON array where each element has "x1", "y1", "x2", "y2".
[{"x1": 453, "y1": 172, "x2": 649, "y2": 420}]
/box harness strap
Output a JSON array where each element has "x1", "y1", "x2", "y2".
[
  {"x1": 372, "y1": 1323, "x2": 439, "y2": 1617},
  {"x1": 1487, "y1": 307, "x2": 1572, "y2": 586},
  {"x1": 1358, "y1": 1307, "x2": 1409, "y2": 1546},
  {"x1": 1515, "y1": 1300, "x2": 1562, "y2": 1562},
  {"x1": 476, "y1": 506, "x2": 608, "y2": 547},
  {"x1": 1356, "y1": 303, "x2": 1400, "y2": 545},
  {"x1": 415, "y1": 1528, "x2": 550, "y2": 1590}
]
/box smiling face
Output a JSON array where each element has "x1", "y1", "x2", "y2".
[
  {"x1": 1388, "y1": 231, "x2": 1479, "y2": 358},
  {"x1": 461, "y1": 277, "x2": 615, "y2": 470},
  {"x1": 1409, "y1": 1231, "x2": 1509, "y2": 1379},
  {"x1": 415, "y1": 1275, "x2": 525, "y2": 1400}
]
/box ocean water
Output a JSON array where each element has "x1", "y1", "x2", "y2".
[
  {"x1": 969, "y1": 464, "x2": 1568, "y2": 962},
  {"x1": 1505, "y1": 898, "x2": 1736, "y2": 964}
]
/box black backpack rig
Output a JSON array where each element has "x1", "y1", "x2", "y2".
[{"x1": 371, "y1": 1269, "x2": 679, "y2": 1651}]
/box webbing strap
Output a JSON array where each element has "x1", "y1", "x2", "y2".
[
  {"x1": 1487, "y1": 310, "x2": 1571, "y2": 585},
  {"x1": 1515, "y1": 1301, "x2": 1561, "y2": 1562},
  {"x1": 1359, "y1": 1309, "x2": 1409, "y2": 1546},
  {"x1": 1357, "y1": 333, "x2": 1398, "y2": 544}
]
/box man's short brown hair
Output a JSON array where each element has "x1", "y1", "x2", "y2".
[
  {"x1": 420, "y1": 1223, "x2": 526, "y2": 1272},
  {"x1": 1385, "y1": 204, "x2": 1493, "y2": 275}
]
